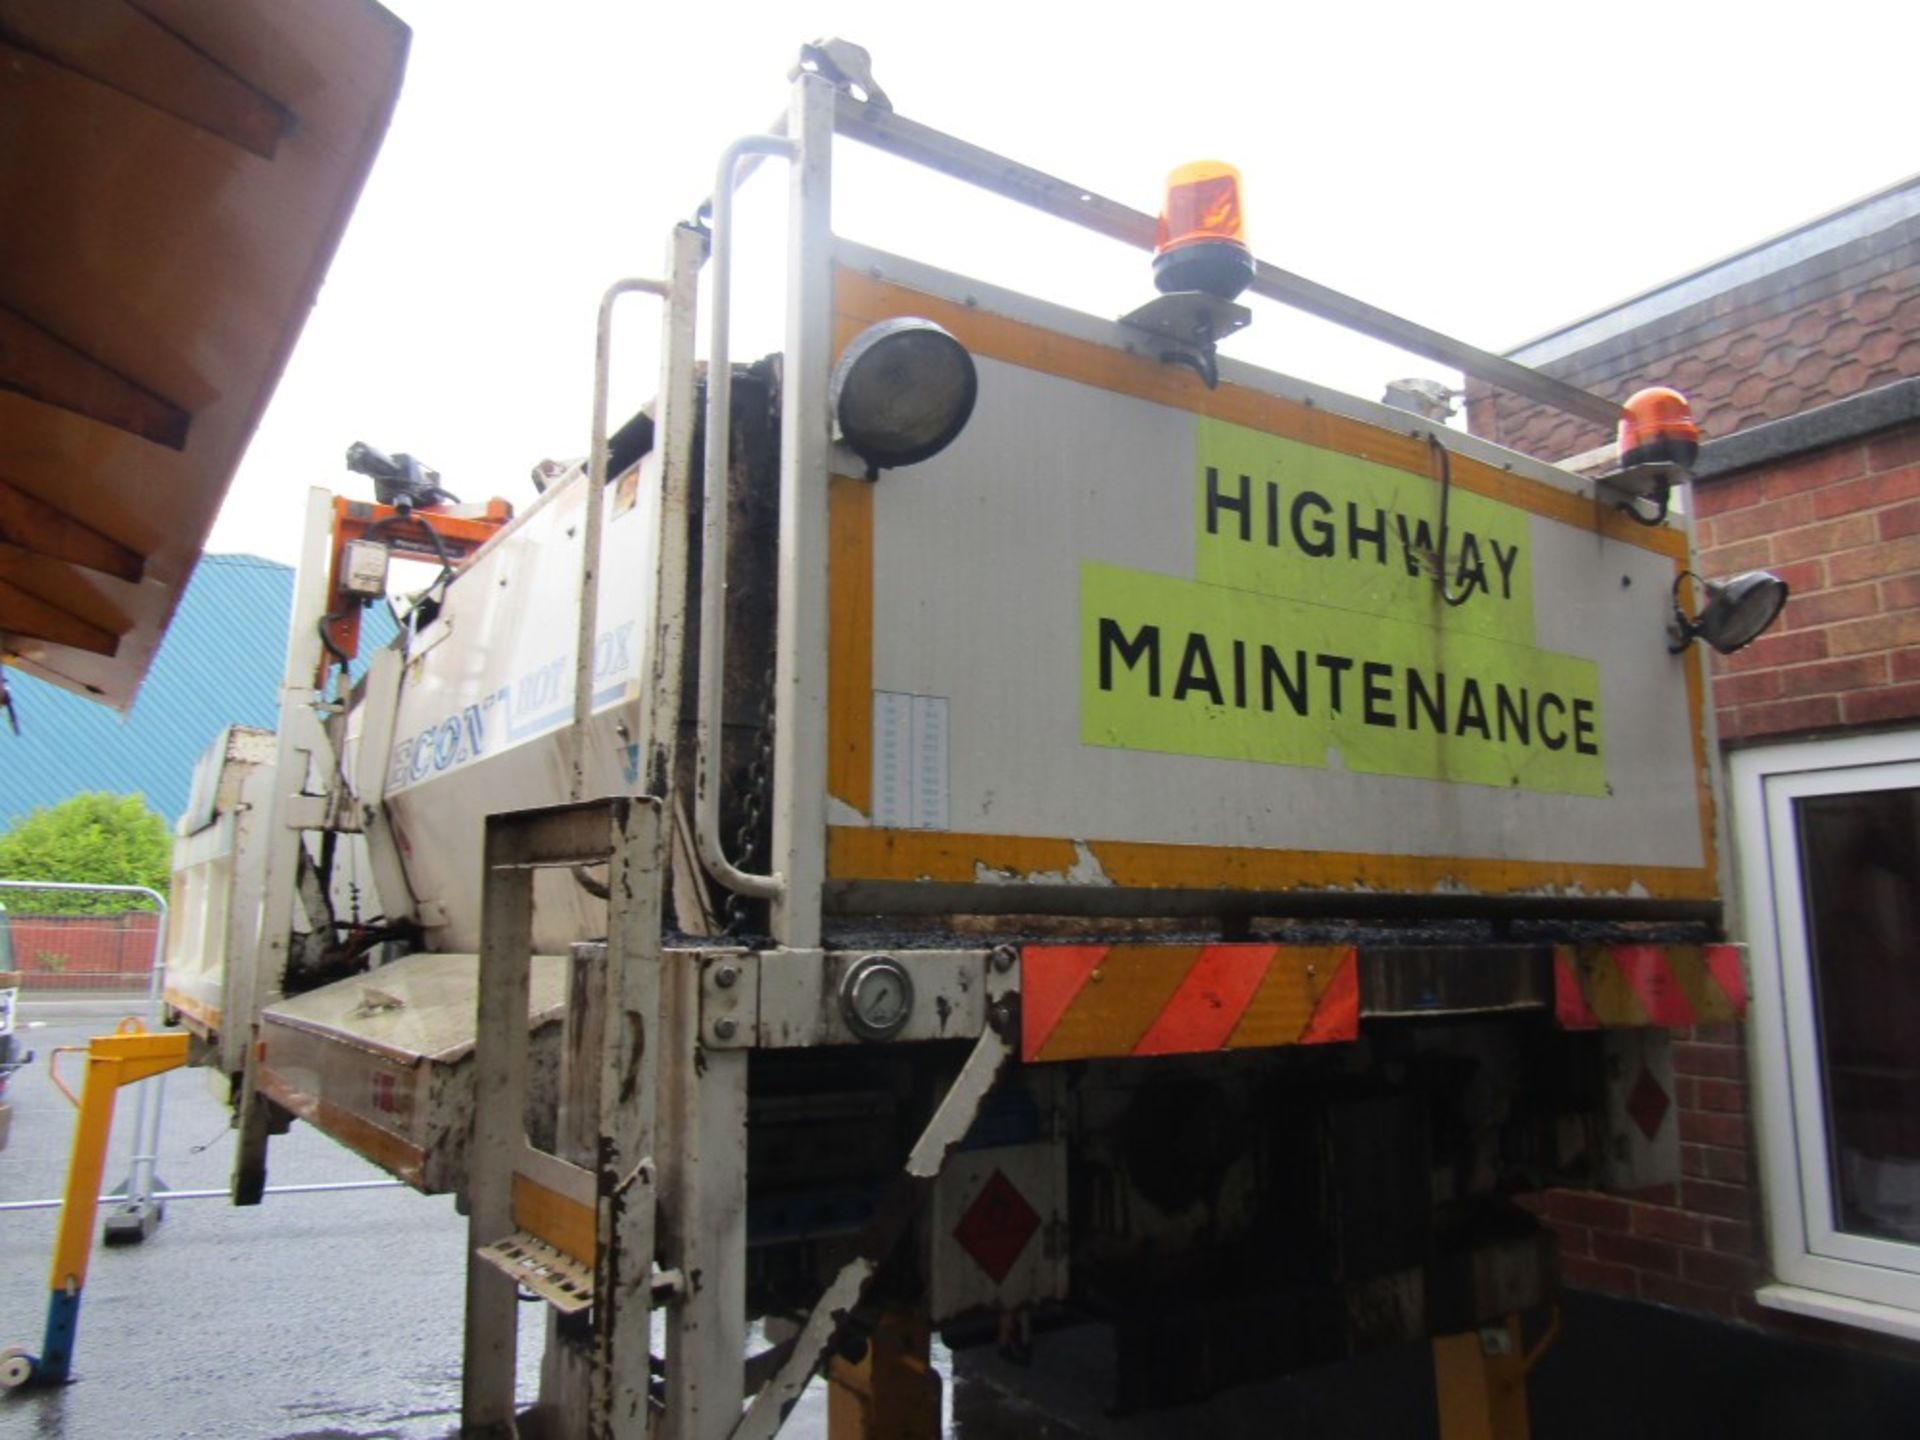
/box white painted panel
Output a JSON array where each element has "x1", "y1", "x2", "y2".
[
  {"x1": 852, "y1": 353, "x2": 1705, "y2": 877},
  {"x1": 380, "y1": 462, "x2": 659, "y2": 951}
]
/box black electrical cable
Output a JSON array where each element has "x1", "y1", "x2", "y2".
[
  {"x1": 1616, "y1": 479, "x2": 1674, "y2": 527},
  {"x1": 1428, "y1": 432, "x2": 1475, "y2": 608}
]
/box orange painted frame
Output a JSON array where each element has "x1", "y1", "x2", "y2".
[{"x1": 825, "y1": 268, "x2": 1720, "y2": 908}]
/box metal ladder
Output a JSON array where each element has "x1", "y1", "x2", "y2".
[{"x1": 462, "y1": 797, "x2": 671, "y2": 1437}]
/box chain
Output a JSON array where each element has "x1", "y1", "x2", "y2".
[{"x1": 722, "y1": 652, "x2": 778, "y2": 936}]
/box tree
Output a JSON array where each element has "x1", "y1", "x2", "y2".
[{"x1": 0, "y1": 793, "x2": 170, "y2": 914}]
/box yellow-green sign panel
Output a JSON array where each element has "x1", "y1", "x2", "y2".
[
  {"x1": 1081, "y1": 419, "x2": 1606, "y2": 797},
  {"x1": 1193, "y1": 418, "x2": 1536, "y2": 644}
]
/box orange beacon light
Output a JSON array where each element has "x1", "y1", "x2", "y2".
[
  {"x1": 1618, "y1": 386, "x2": 1701, "y2": 473},
  {"x1": 1153, "y1": 160, "x2": 1253, "y2": 301}
]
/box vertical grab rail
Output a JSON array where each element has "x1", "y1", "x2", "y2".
[
  {"x1": 572, "y1": 276, "x2": 675, "y2": 804},
  {"x1": 694, "y1": 134, "x2": 795, "y2": 901}
]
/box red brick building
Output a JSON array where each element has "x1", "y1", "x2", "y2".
[{"x1": 1467, "y1": 176, "x2": 1920, "y2": 1351}]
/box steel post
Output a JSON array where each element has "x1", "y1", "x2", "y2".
[
  {"x1": 639, "y1": 223, "x2": 704, "y2": 807},
  {"x1": 769, "y1": 69, "x2": 836, "y2": 949},
  {"x1": 825, "y1": 1306, "x2": 941, "y2": 1440},
  {"x1": 461, "y1": 818, "x2": 536, "y2": 1436},
  {"x1": 233, "y1": 486, "x2": 338, "y2": 1205},
  {"x1": 592, "y1": 800, "x2": 666, "y2": 1436},
  {"x1": 538, "y1": 946, "x2": 608, "y2": 1436},
  {"x1": 661, "y1": 955, "x2": 749, "y2": 1440},
  {"x1": 1432, "y1": 1315, "x2": 1534, "y2": 1440}
]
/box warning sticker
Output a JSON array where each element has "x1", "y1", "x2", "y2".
[
  {"x1": 873, "y1": 691, "x2": 950, "y2": 830},
  {"x1": 952, "y1": 1168, "x2": 1041, "y2": 1284}
]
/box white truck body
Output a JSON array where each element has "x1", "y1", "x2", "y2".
[{"x1": 162, "y1": 52, "x2": 1754, "y2": 1438}]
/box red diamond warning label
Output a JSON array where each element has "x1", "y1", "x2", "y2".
[
  {"x1": 1626, "y1": 1063, "x2": 1671, "y2": 1142},
  {"x1": 952, "y1": 1168, "x2": 1040, "y2": 1284}
]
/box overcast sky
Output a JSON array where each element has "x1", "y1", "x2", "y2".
[{"x1": 208, "y1": 0, "x2": 1917, "y2": 563}]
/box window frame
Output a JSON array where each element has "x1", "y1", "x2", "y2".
[{"x1": 1734, "y1": 728, "x2": 1920, "y2": 1326}]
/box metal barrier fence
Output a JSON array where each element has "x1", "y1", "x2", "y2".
[
  {"x1": 2, "y1": 880, "x2": 171, "y2": 1230},
  {"x1": 1, "y1": 879, "x2": 414, "y2": 1244},
  {"x1": 1, "y1": 993, "x2": 165, "y2": 1227},
  {"x1": 0, "y1": 990, "x2": 402, "y2": 1217},
  {"x1": 0, "y1": 1181, "x2": 403, "y2": 1214},
  {"x1": 0, "y1": 879, "x2": 403, "y2": 1227},
  {"x1": 5, "y1": 911, "x2": 159, "y2": 993}
]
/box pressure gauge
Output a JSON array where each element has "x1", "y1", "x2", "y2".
[{"x1": 839, "y1": 955, "x2": 914, "y2": 1042}]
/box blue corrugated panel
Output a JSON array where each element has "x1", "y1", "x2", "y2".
[{"x1": 2, "y1": 554, "x2": 399, "y2": 827}]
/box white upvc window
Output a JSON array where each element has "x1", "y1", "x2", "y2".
[{"x1": 1733, "y1": 729, "x2": 1920, "y2": 1339}]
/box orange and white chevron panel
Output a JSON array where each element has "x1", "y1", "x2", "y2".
[
  {"x1": 1553, "y1": 943, "x2": 1746, "y2": 1029},
  {"x1": 1020, "y1": 944, "x2": 1358, "y2": 1063}
]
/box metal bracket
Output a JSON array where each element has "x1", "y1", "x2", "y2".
[
  {"x1": 701, "y1": 950, "x2": 759, "y2": 1048},
  {"x1": 1595, "y1": 461, "x2": 1681, "y2": 527},
  {"x1": 1119, "y1": 291, "x2": 1251, "y2": 347},
  {"x1": 1595, "y1": 459, "x2": 1686, "y2": 502},
  {"x1": 745, "y1": 947, "x2": 1003, "y2": 1048},
  {"x1": 1119, "y1": 292, "x2": 1251, "y2": 392},
  {"x1": 728, "y1": 953, "x2": 1018, "y2": 1440},
  {"x1": 793, "y1": 37, "x2": 891, "y2": 111},
  {"x1": 280, "y1": 794, "x2": 333, "y2": 831}
]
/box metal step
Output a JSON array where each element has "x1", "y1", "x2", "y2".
[{"x1": 476, "y1": 1230, "x2": 593, "y2": 1314}]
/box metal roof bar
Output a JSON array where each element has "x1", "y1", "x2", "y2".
[{"x1": 830, "y1": 95, "x2": 1624, "y2": 428}]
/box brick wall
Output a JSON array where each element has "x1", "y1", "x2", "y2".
[
  {"x1": 5, "y1": 911, "x2": 160, "y2": 991},
  {"x1": 1531, "y1": 1025, "x2": 1764, "y2": 1322},
  {"x1": 1468, "y1": 195, "x2": 1920, "y2": 1353},
  {"x1": 1527, "y1": 412, "x2": 1920, "y2": 1353},
  {"x1": 1701, "y1": 423, "x2": 1920, "y2": 742},
  {"x1": 1535, "y1": 1025, "x2": 1920, "y2": 1365}
]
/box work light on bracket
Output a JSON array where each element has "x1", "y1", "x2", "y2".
[
  {"x1": 829, "y1": 318, "x2": 978, "y2": 478},
  {"x1": 1669, "y1": 570, "x2": 1790, "y2": 655}
]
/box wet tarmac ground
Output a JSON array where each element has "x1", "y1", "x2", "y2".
[
  {"x1": 9, "y1": 998, "x2": 1920, "y2": 1439},
  {"x1": 0, "y1": 999, "x2": 1425, "y2": 1440},
  {"x1": 0, "y1": 1000, "x2": 968, "y2": 1439},
  {"x1": 0, "y1": 997, "x2": 540, "y2": 1440}
]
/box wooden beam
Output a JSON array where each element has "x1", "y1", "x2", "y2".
[
  {"x1": 0, "y1": 576, "x2": 123, "y2": 656},
  {"x1": 0, "y1": 2, "x2": 287, "y2": 159},
  {"x1": 0, "y1": 303, "x2": 191, "y2": 451},
  {"x1": 0, "y1": 479, "x2": 145, "y2": 582}
]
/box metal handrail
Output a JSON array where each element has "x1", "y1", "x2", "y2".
[
  {"x1": 829, "y1": 94, "x2": 1623, "y2": 429},
  {"x1": 695, "y1": 134, "x2": 796, "y2": 902},
  {"x1": 573, "y1": 276, "x2": 674, "y2": 804}
]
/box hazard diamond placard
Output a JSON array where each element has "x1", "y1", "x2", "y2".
[
  {"x1": 952, "y1": 1169, "x2": 1041, "y2": 1284},
  {"x1": 929, "y1": 1142, "x2": 1067, "y2": 1324}
]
